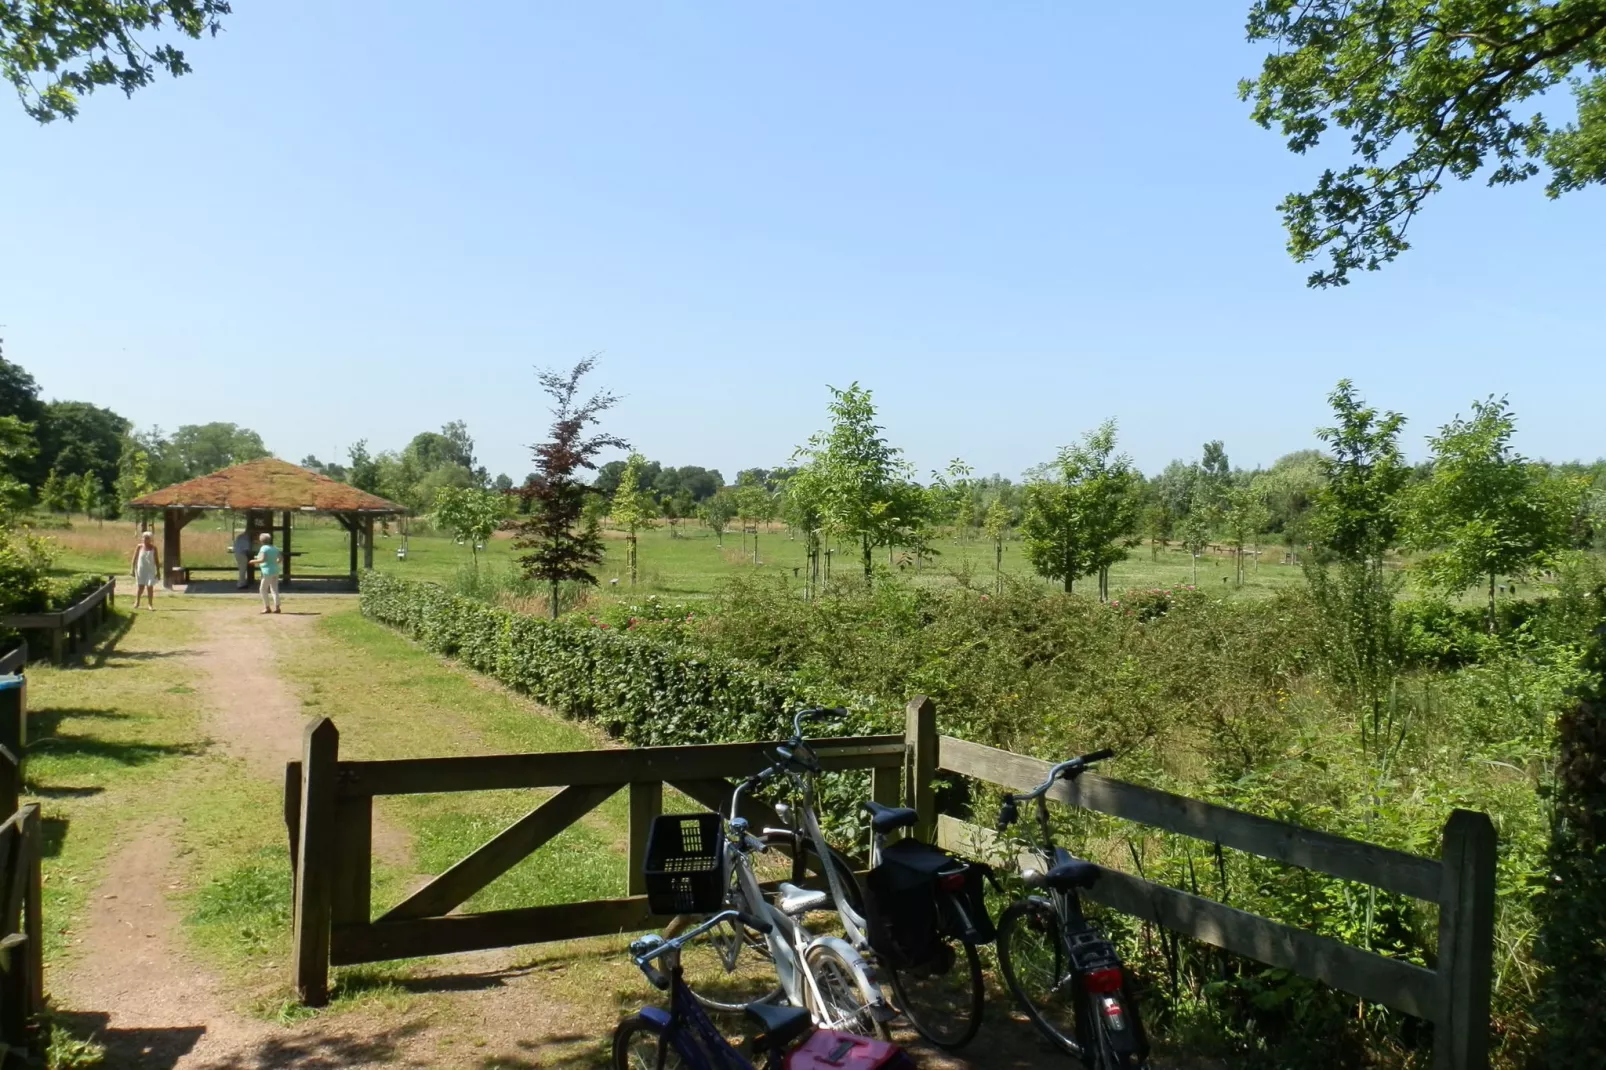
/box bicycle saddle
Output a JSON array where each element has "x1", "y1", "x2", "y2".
[
  {"x1": 1029, "y1": 859, "x2": 1100, "y2": 891},
  {"x1": 861, "y1": 800, "x2": 919, "y2": 834},
  {"x1": 776, "y1": 882, "x2": 830, "y2": 915},
  {"x1": 746, "y1": 1002, "x2": 813, "y2": 1054}
]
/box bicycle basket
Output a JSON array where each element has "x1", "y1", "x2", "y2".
[{"x1": 644, "y1": 813, "x2": 726, "y2": 915}]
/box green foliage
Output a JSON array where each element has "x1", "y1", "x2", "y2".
[
  {"x1": 1311, "y1": 380, "x2": 1408, "y2": 566},
  {"x1": 112, "y1": 440, "x2": 153, "y2": 517},
  {"x1": 701, "y1": 488, "x2": 739, "y2": 545},
  {"x1": 1409, "y1": 396, "x2": 1583, "y2": 620},
  {"x1": 1242, "y1": 0, "x2": 1606, "y2": 286},
  {"x1": 1021, "y1": 420, "x2": 1138, "y2": 596},
  {"x1": 1533, "y1": 618, "x2": 1606, "y2": 1067},
  {"x1": 162, "y1": 421, "x2": 269, "y2": 481},
  {"x1": 429, "y1": 485, "x2": 509, "y2": 570},
  {"x1": 792, "y1": 383, "x2": 917, "y2": 583},
  {"x1": 610, "y1": 453, "x2": 656, "y2": 585},
  {"x1": 40, "y1": 400, "x2": 128, "y2": 491},
  {"x1": 2, "y1": 0, "x2": 230, "y2": 122},
  {"x1": 1224, "y1": 484, "x2": 1269, "y2": 585}
]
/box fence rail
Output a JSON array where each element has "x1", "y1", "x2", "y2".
[
  {"x1": 0, "y1": 578, "x2": 117, "y2": 664},
  {"x1": 285, "y1": 697, "x2": 1494, "y2": 1069},
  {"x1": 0, "y1": 737, "x2": 43, "y2": 1063}
]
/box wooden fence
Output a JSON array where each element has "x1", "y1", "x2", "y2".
[
  {"x1": 286, "y1": 698, "x2": 1495, "y2": 1070},
  {"x1": 0, "y1": 578, "x2": 117, "y2": 664},
  {"x1": 0, "y1": 739, "x2": 44, "y2": 1064}
]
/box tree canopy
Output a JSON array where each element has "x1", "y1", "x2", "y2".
[
  {"x1": 3, "y1": 0, "x2": 230, "y2": 122},
  {"x1": 1020, "y1": 420, "x2": 1139, "y2": 596},
  {"x1": 1243, "y1": 0, "x2": 1606, "y2": 286}
]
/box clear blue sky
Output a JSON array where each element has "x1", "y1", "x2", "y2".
[{"x1": 3, "y1": 1, "x2": 1602, "y2": 483}]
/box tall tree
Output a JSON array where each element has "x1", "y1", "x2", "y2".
[
  {"x1": 610, "y1": 453, "x2": 656, "y2": 585},
  {"x1": 346, "y1": 440, "x2": 381, "y2": 493},
  {"x1": 1223, "y1": 484, "x2": 1269, "y2": 586},
  {"x1": 0, "y1": 344, "x2": 43, "y2": 487},
  {"x1": 1178, "y1": 501, "x2": 1212, "y2": 585},
  {"x1": 1242, "y1": 0, "x2": 1606, "y2": 286},
  {"x1": 0, "y1": 417, "x2": 35, "y2": 517},
  {"x1": 512, "y1": 357, "x2": 626, "y2": 618},
  {"x1": 1408, "y1": 396, "x2": 1582, "y2": 623},
  {"x1": 3, "y1": 0, "x2": 230, "y2": 122},
  {"x1": 168, "y1": 422, "x2": 268, "y2": 479},
  {"x1": 113, "y1": 440, "x2": 154, "y2": 519},
  {"x1": 1020, "y1": 420, "x2": 1139, "y2": 598},
  {"x1": 40, "y1": 400, "x2": 129, "y2": 489},
  {"x1": 703, "y1": 488, "x2": 738, "y2": 548},
  {"x1": 792, "y1": 383, "x2": 914, "y2": 584}
]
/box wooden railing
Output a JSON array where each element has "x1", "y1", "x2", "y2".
[
  {"x1": 0, "y1": 738, "x2": 43, "y2": 1063},
  {"x1": 0, "y1": 578, "x2": 117, "y2": 664},
  {"x1": 285, "y1": 698, "x2": 1494, "y2": 1069}
]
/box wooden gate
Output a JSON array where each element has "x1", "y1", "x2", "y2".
[{"x1": 286, "y1": 698, "x2": 1495, "y2": 1069}]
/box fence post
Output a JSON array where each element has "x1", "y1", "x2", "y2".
[
  {"x1": 0, "y1": 745, "x2": 18, "y2": 821},
  {"x1": 293, "y1": 718, "x2": 339, "y2": 1006},
  {"x1": 628, "y1": 781, "x2": 663, "y2": 898},
  {"x1": 1434, "y1": 809, "x2": 1496, "y2": 1070},
  {"x1": 0, "y1": 676, "x2": 22, "y2": 776},
  {"x1": 22, "y1": 805, "x2": 42, "y2": 1048},
  {"x1": 905, "y1": 696, "x2": 937, "y2": 842}
]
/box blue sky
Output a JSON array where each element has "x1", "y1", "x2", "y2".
[{"x1": 3, "y1": 1, "x2": 1602, "y2": 483}]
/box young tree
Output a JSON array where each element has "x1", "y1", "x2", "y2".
[
  {"x1": 1242, "y1": 0, "x2": 1606, "y2": 287},
  {"x1": 703, "y1": 489, "x2": 738, "y2": 548},
  {"x1": 735, "y1": 484, "x2": 773, "y2": 563},
  {"x1": 1178, "y1": 502, "x2": 1212, "y2": 585},
  {"x1": 1223, "y1": 485, "x2": 1269, "y2": 586},
  {"x1": 610, "y1": 453, "x2": 656, "y2": 585},
  {"x1": 1020, "y1": 420, "x2": 1138, "y2": 598},
  {"x1": 72, "y1": 470, "x2": 100, "y2": 520},
  {"x1": 792, "y1": 384, "x2": 915, "y2": 585},
  {"x1": 983, "y1": 498, "x2": 1010, "y2": 595},
  {"x1": 430, "y1": 486, "x2": 509, "y2": 572},
  {"x1": 39, "y1": 467, "x2": 67, "y2": 514},
  {"x1": 512, "y1": 357, "x2": 627, "y2": 618},
  {"x1": 1141, "y1": 502, "x2": 1173, "y2": 560},
  {"x1": 113, "y1": 441, "x2": 154, "y2": 520},
  {"x1": 1408, "y1": 396, "x2": 1583, "y2": 625}
]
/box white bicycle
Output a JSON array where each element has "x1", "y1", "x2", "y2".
[{"x1": 667, "y1": 745, "x2": 891, "y2": 1040}]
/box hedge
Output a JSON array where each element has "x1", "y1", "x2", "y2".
[{"x1": 358, "y1": 571, "x2": 892, "y2": 749}]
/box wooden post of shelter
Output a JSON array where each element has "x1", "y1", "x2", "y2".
[
  {"x1": 345, "y1": 514, "x2": 359, "y2": 581},
  {"x1": 362, "y1": 516, "x2": 375, "y2": 571},
  {"x1": 282, "y1": 510, "x2": 294, "y2": 587},
  {"x1": 905, "y1": 695, "x2": 937, "y2": 842},
  {"x1": 292, "y1": 718, "x2": 339, "y2": 1006}
]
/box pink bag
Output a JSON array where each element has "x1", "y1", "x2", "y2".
[{"x1": 785, "y1": 1030, "x2": 915, "y2": 1069}]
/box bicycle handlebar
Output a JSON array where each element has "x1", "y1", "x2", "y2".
[
  {"x1": 995, "y1": 748, "x2": 1115, "y2": 830},
  {"x1": 791, "y1": 706, "x2": 846, "y2": 739},
  {"x1": 630, "y1": 909, "x2": 773, "y2": 968}
]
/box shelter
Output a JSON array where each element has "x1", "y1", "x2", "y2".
[{"x1": 129, "y1": 459, "x2": 406, "y2": 590}]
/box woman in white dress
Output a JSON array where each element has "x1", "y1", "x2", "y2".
[{"x1": 130, "y1": 531, "x2": 161, "y2": 610}]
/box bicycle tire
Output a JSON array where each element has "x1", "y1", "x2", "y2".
[
  {"x1": 612, "y1": 1012, "x2": 687, "y2": 1070},
  {"x1": 667, "y1": 867, "x2": 784, "y2": 1014},
  {"x1": 885, "y1": 934, "x2": 984, "y2": 1050},
  {"x1": 996, "y1": 898, "x2": 1082, "y2": 1057},
  {"x1": 803, "y1": 942, "x2": 891, "y2": 1041}
]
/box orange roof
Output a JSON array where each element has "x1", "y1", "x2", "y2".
[{"x1": 130, "y1": 458, "x2": 405, "y2": 514}]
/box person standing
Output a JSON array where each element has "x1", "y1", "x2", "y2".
[
  {"x1": 251, "y1": 532, "x2": 282, "y2": 614},
  {"x1": 130, "y1": 531, "x2": 160, "y2": 610},
  {"x1": 233, "y1": 526, "x2": 255, "y2": 589}
]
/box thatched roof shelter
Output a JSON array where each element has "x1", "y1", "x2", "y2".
[{"x1": 130, "y1": 459, "x2": 406, "y2": 589}]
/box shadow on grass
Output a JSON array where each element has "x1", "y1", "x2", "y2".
[
  {"x1": 23, "y1": 709, "x2": 200, "y2": 768},
  {"x1": 40, "y1": 816, "x2": 69, "y2": 859},
  {"x1": 55, "y1": 1009, "x2": 437, "y2": 1069}
]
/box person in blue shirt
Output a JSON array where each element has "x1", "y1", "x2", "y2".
[{"x1": 250, "y1": 532, "x2": 282, "y2": 614}]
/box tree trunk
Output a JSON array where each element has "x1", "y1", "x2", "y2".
[
  {"x1": 1192, "y1": 555, "x2": 1199, "y2": 585},
  {"x1": 549, "y1": 578, "x2": 559, "y2": 620},
  {"x1": 862, "y1": 536, "x2": 873, "y2": 584},
  {"x1": 1489, "y1": 570, "x2": 1498, "y2": 633},
  {"x1": 629, "y1": 534, "x2": 638, "y2": 585},
  {"x1": 1064, "y1": 575, "x2": 1073, "y2": 594}
]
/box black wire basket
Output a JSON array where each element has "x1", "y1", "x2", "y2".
[{"x1": 643, "y1": 812, "x2": 727, "y2": 915}]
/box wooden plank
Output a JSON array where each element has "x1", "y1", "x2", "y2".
[
  {"x1": 0, "y1": 822, "x2": 21, "y2": 1052},
  {"x1": 936, "y1": 816, "x2": 1438, "y2": 1020},
  {"x1": 292, "y1": 718, "x2": 339, "y2": 1006},
  {"x1": 906, "y1": 697, "x2": 937, "y2": 842},
  {"x1": 334, "y1": 895, "x2": 661, "y2": 965},
  {"x1": 1434, "y1": 810, "x2": 1496, "y2": 1070},
  {"x1": 628, "y1": 782, "x2": 663, "y2": 898},
  {"x1": 381, "y1": 783, "x2": 621, "y2": 921},
  {"x1": 0, "y1": 747, "x2": 18, "y2": 821},
  {"x1": 21, "y1": 807, "x2": 41, "y2": 1024},
  {"x1": 939, "y1": 736, "x2": 1442, "y2": 901},
  {"x1": 59, "y1": 582, "x2": 113, "y2": 626},
  {"x1": 331, "y1": 795, "x2": 372, "y2": 927},
  {"x1": 341, "y1": 735, "x2": 907, "y2": 797},
  {"x1": 669, "y1": 778, "x2": 784, "y2": 831}
]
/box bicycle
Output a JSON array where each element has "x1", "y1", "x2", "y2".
[
  {"x1": 667, "y1": 751, "x2": 890, "y2": 1040},
  {"x1": 993, "y1": 748, "x2": 1151, "y2": 1068},
  {"x1": 755, "y1": 708, "x2": 990, "y2": 1050},
  {"x1": 614, "y1": 909, "x2": 915, "y2": 1070}
]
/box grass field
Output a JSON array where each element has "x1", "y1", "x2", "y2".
[{"x1": 40, "y1": 511, "x2": 1315, "y2": 602}]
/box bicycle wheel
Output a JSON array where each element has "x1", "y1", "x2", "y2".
[
  {"x1": 668, "y1": 868, "x2": 784, "y2": 1013},
  {"x1": 612, "y1": 1012, "x2": 687, "y2": 1070},
  {"x1": 803, "y1": 942, "x2": 891, "y2": 1041},
  {"x1": 885, "y1": 934, "x2": 984, "y2": 1050},
  {"x1": 996, "y1": 898, "x2": 1081, "y2": 1056}
]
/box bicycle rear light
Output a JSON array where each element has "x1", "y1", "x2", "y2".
[
  {"x1": 1082, "y1": 966, "x2": 1124, "y2": 993},
  {"x1": 937, "y1": 870, "x2": 968, "y2": 893},
  {"x1": 1100, "y1": 995, "x2": 1128, "y2": 1032}
]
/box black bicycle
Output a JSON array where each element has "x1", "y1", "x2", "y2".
[{"x1": 993, "y1": 749, "x2": 1151, "y2": 1069}]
